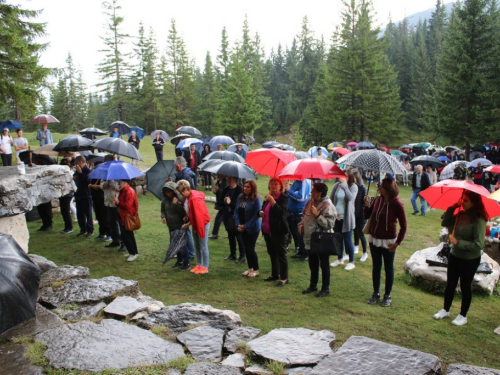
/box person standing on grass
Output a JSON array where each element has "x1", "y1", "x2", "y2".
[
  {"x1": 183, "y1": 143, "x2": 201, "y2": 188},
  {"x1": 0, "y1": 128, "x2": 13, "y2": 166},
  {"x1": 73, "y1": 155, "x2": 94, "y2": 237},
  {"x1": 285, "y1": 179, "x2": 311, "y2": 262},
  {"x1": 200, "y1": 144, "x2": 213, "y2": 191},
  {"x1": 209, "y1": 174, "x2": 227, "y2": 240},
  {"x1": 152, "y1": 132, "x2": 165, "y2": 162},
  {"x1": 176, "y1": 179, "x2": 211, "y2": 274},
  {"x1": 128, "y1": 130, "x2": 140, "y2": 167},
  {"x1": 411, "y1": 165, "x2": 430, "y2": 216},
  {"x1": 36, "y1": 123, "x2": 53, "y2": 146},
  {"x1": 364, "y1": 177, "x2": 407, "y2": 307},
  {"x1": 13, "y1": 128, "x2": 28, "y2": 163},
  {"x1": 352, "y1": 169, "x2": 368, "y2": 262},
  {"x1": 222, "y1": 176, "x2": 245, "y2": 263},
  {"x1": 433, "y1": 191, "x2": 486, "y2": 326},
  {"x1": 112, "y1": 179, "x2": 139, "y2": 262}
]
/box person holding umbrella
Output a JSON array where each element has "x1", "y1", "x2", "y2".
[
  {"x1": 73, "y1": 156, "x2": 94, "y2": 237},
  {"x1": 222, "y1": 176, "x2": 245, "y2": 263},
  {"x1": 433, "y1": 191, "x2": 486, "y2": 326},
  {"x1": 128, "y1": 131, "x2": 140, "y2": 167},
  {"x1": 111, "y1": 127, "x2": 122, "y2": 160},
  {"x1": 152, "y1": 132, "x2": 165, "y2": 162},
  {"x1": 201, "y1": 144, "x2": 213, "y2": 190},
  {"x1": 234, "y1": 144, "x2": 247, "y2": 160},
  {"x1": 411, "y1": 165, "x2": 431, "y2": 216},
  {"x1": 36, "y1": 123, "x2": 53, "y2": 146},
  {"x1": 183, "y1": 143, "x2": 201, "y2": 188}
]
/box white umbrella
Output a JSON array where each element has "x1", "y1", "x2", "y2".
[
  {"x1": 335, "y1": 149, "x2": 406, "y2": 175},
  {"x1": 468, "y1": 158, "x2": 492, "y2": 168},
  {"x1": 439, "y1": 161, "x2": 467, "y2": 180}
]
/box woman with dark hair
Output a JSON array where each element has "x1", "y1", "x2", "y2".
[
  {"x1": 222, "y1": 176, "x2": 245, "y2": 262},
  {"x1": 433, "y1": 190, "x2": 487, "y2": 326},
  {"x1": 201, "y1": 144, "x2": 212, "y2": 191},
  {"x1": 259, "y1": 178, "x2": 290, "y2": 286},
  {"x1": 235, "y1": 180, "x2": 262, "y2": 278},
  {"x1": 364, "y1": 177, "x2": 407, "y2": 307},
  {"x1": 111, "y1": 180, "x2": 139, "y2": 262},
  {"x1": 299, "y1": 183, "x2": 337, "y2": 297},
  {"x1": 330, "y1": 169, "x2": 358, "y2": 270},
  {"x1": 352, "y1": 168, "x2": 368, "y2": 262}
]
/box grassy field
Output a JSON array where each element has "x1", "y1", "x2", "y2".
[{"x1": 20, "y1": 131, "x2": 500, "y2": 372}]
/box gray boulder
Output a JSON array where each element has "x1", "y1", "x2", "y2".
[
  {"x1": 244, "y1": 364, "x2": 273, "y2": 375},
  {"x1": 28, "y1": 254, "x2": 57, "y2": 273},
  {"x1": 35, "y1": 319, "x2": 184, "y2": 371},
  {"x1": 247, "y1": 328, "x2": 335, "y2": 366},
  {"x1": 138, "y1": 302, "x2": 242, "y2": 333},
  {"x1": 0, "y1": 344, "x2": 43, "y2": 375},
  {"x1": 55, "y1": 302, "x2": 106, "y2": 321},
  {"x1": 38, "y1": 276, "x2": 138, "y2": 307},
  {"x1": 136, "y1": 291, "x2": 165, "y2": 313},
  {"x1": 221, "y1": 353, "x2": 246, "y2": 368},
  {"x1": 104, "y1": 296, "x2": 147, "y2": 318},
  {"x1": 177, "y1": 325, "x2": 225, "y2": 362},
  {"x1": 184, "y1": 362, "x2": 242, "y2": 375},
  {"x1": 447, "y1": 363, "x2": 500, "y2": 375},
  {"x1": 224, "y1": 326, "x2": 261, "y2": 353},
  {"x1": 39, "y1": 265, "x2": 89, "y2": 288},
  {"x1": 312, "y1": 336, "x2": 441, "y2": 374},
  {"x1": 1, "y1": 304, "x2": 63, "y2": 340}
]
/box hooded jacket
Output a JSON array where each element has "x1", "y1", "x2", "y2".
[
  {"x1": 364, "y1": 195, "x2": 407, "y2": 244},
  {"x1": 330, "y1": 181, "x2": 357, "y2": 232},
  {"x1": 175, "y1": 167, "x2": 196, "y2": 190},
  {"x1": 161, "y1": 181, "x2": 185, "y2": 230},
  {"x1": 184, "y1": 189, "x2": 211, "y2": 237}
]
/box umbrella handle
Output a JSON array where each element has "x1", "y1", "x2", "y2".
[{"x1": 451, "y1": 191, "x2": 465, "y2": 238}]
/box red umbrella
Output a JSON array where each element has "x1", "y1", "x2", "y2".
[
  {"x1": 346, "y1": 141, "x2": 358, "y2": 147},
  {"x1": 28, "y1": 114, "x2": 60, "y2": 124},
  {"x1": 277, "y1": 158, "x2": 346, "y2": 181},
  {"x1": 332, "y1": 147, "x2": 350, "y2": 156},
  {"x1": 420, "y1": 179, "x2": 500, "y2": 219},
  {"x1": 485, "y1": 165, "x2": 500, "y2": 173},
  {"x1": 245, "y1": 148, "x2": 296, "y2": 177}
]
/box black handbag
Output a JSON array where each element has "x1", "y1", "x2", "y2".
[{"x1": 310, "y1": 231, "x2": 343, "y2": 256}]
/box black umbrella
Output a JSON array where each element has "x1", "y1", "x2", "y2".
[
  {"x1": 410, "y1": 155, "x2": 443, "y2": 169},
  {"x1": 176, "y1": 126, "x2": 202, "y2": 137},
  {"x1": 202, "y1": 150, "x2": 245, "y2": 163},
  {"x1": 170, "y1": 133, "x2": 191, "y2": 145},
  {"x1": 93, "y1": 137, "x2": 143, "y2": 160},
  {"x1": 262, "y1": 141, "x2": 280, "y2": 148},
  {"x1": 79, "y1": 127, "x2": 108, "y2": 136},
  {"x1": 145, "y1": 160, "x2": 176, "y2": 200},
  {"x1": 86, "y1": 152, "x2": 109, "y2": 164},
  {"x1": 0, "y1": 234, "x2": 41, "y2": 335},
  {"x1": 272, "y1": 143, "x2": 296, "y2": 151},
  {"x1": 163, "y1": 229, "x2": 188, "y2": 264},
  {"x1": 53, "y1": 135, "x2": 94, "y2": 152},
  {"x1": 198, "y1": 159, "x2": 225, "y2": 171},
  {"x1": 18, "y1": 151, "x2": 56, "y2": 165},
  {"x1": 205, "y1": 160, "x2": 256, "y2": 179},
  {"x1": 108, "y1": 121, "x2": 131, "y2": 135}
]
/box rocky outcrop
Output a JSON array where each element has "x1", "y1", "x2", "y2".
[
  {"x1": 177, "y1": 326, "x2": 225, "y2": 362},
  {"x1": 0, "y1": 344, "x2": 43, "y2": 375},
  {"x1": 447, "y1": 363, "x2": 500, "y2": 374},
  {"x1": 55, "y1": 302, "x2": 106, "y2": 321},
  {"x1": 224, "y1": 326, "x2": 261, "y2": 353},
  {"x1": 28, "y1": 254, "x2": 57, "y2": 274},
  {"x1": 184, "y1": 362, "x2": 242, "y2": 375},
  {"x1": 103, "y1": 296, "x2": 147, "y2": 318},
  {"x1": 1, "y1": 304, "x2": 63, "y2": 341},
  {"x1": 39, "y1": 265, "x2": 89, "y2": 288}
]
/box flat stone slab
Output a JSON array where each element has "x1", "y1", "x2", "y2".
[
  {"x1": 225, "y1": 326, "x2": 261, "y2": 353},
  {"x1": 28, "y1": 254, "x2": 57, "y2": 273},
  {"x1": 247, "y1": 328, "x2": 335, "y2": 366},
  {"x1": 447, "y1": 363, "x2": 500, "y2": 375},
  {"x1": 35, "y1": 319, "x2": 184, "y2": 371},
  {"x1": 38, "y1": 276, "x2": 138, "y2": 307},
  {"x1": 244, "y1": 364, "x2": 273, "y2": 374},
  {"x1": 56, "y1": 302, "x2": 107, "y2": 321},
  {"x1": 312, "y1": 336, "x2": 441, "y2": 374},
  {"x1": 0, "y1": 343, "x2": 43, "y2": 375},
  {"x1": 177, "y1": 325, "x2": 225, "y2": 362},
  {"x1": 136, "y1": 292, "x2": 165, "y2": 313},
  {"x1": 1, "y1": 304, "x2": 63, "y2": 340},
  {"x1": 138, "y1": 302, "x2": 242, "y2": 333},
  {"x1": 221, "y1": 353, "x2": 245, "y2": 368},
  {"x1": 104, "y1": 296, "x2": 147, "y2": 318},
  {"x1": 184, "y1": 362, "x2": 242, "y2": 375},
  {"x1": 39, "y1": 265, "x2": 89, "y2": 288}
]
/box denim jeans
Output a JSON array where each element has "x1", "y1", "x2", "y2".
[
  {"x1": 410, "y1": 189, "x2": 426, "y2": 215},
  {"x1": 193, "y1": 223, "x2": 210, "y2": 268},
  {"x1": 334, "y1": 219, "x2": 355, "y2": 262}
]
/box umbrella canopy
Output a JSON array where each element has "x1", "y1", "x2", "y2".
[
  {"x1": 420, "y1": 180, "x2": 500, "y2": 219},
  {"x1": 93, "y1": 137, "x2": 143, "y2": 160},
  {"x1": 28, "y1": 114, "x2": 59, "y2": 124},
  {"x1": 18, "y1": 151, "x2": 56, "y2": 165},
  {"x1": 445, "y1": 146, "x2": 460, "y2": 152},
  {"x1": 53, "y1": 135, "x2": 94, "y2": 152},
  {"x1": 261, "y1": 141, "x2": 280, "y2": 148},
  {"x1": 277, "y1": 158, "x2": 346, "y2": 181},
  {"x1": 246, "y1": 148, "x2": 297, "y2": 177},
  {"x1": 433, "y1": 150, "x2": 448, "y2": 157},
  {"x1": 176, "y1": 137, "x2": 202, "y2": 149},
  {"x1": 307, "y1": 146, "x2": 328, "y2": 157},
  {"x1": 327, "y1": 141, "x2": 345, "y2": 150},
  {"x1": 202, "y1": 150, "x2": 244, "y2": 163},
  {"x1": 86, "y1": 152, "x2": 109, "y2": 164},
  {"x1": 163, "y1": 229, "x2": 188, "y2": 264},
  {"x1": 176, "y1": 126, "x2": 201, "y2": 137},
  {"x1": 151, "y1": 130, "x2": 169, "y2": 142},
  {"x1": 468, "y1": 158, "x2": 492, "y2": 168},
  {"x1": 272, "y1": 144, "x2": 296, "y2": 151},
  {"x1": 227, "y1": 143, "x2": 249, "y2": 153},
  {"x1": 437, "y1": 156, "x2": 451, "y2": 162},
  {"x1": 336, "y1": 149, "x2": 407, "y2": 175},
  {"x1": 198, "y1": 159, "x2": 225, "y2": 171},
  {"x1": 416, "y1": 142, "x2": 431, "y2": 148},
  {"x1": 390, "y1": 150, "x2": 405, "y2": 156},
  {"x1": 108, "y1": 121, "x2": 130, "y2": 135},
  {"x1": 170, "y1": 133, "x2": 190, "y2": 145},
  {"x1": 290, "y1": 151, "x2": 310, "y2": 160},
  {"x1": 209, "y1": 135, "x2": 235, "y2": 148},
  {"x1": 410, "y1": 155, "x2": 444, "y2": 169},
  {"x1": 399, "y1": 144, "x2": 412, "y2": 150},
  {"x1": 0, "y1": 119, "x2": 22, "y2": 130},
  {"x1": 79, "y1": 127, "x2": 107, "y2": 137},
  {"x1": 469, "y1": 151, "x2": 484, "y2": 161},
  {"x1": 439, "y1": 161, "x2": 467, "y2": 180},
  {"x1": 145, "y1": 160, "x2": 176, "y2": 200},
  {"x1": 0, "y1": 234, "x2": 41, "y2": 335},
  {"x1": 203, "y1": 160, "x2": 256, "y2": 179},
  {"x1": 128, "y1": 126, "x2": 145, "y2": 139},
  {"x1": 332, "y1": 147, "x2": 350, "y2": 156},
  {"x1": 354, "y1": 141, "x2": 375, "y2": 149},
  {"x1": 34, "y1": 143, "x2": 79, "y2": 158},
  {"x1": 346, "y1": 141, "x2": 358, "y2": 147},
  {"x1": 89, "y1": 160, "x2": 142, "y2": 180},
  {"x1": 485, "y1": 165, "x2": 500, "y2": 173}
]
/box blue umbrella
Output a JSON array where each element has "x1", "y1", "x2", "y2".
[
  {"x1": 0, "y1": 120, "x2": 22, "y2": 130},
  {"x1": 176, "y1": 137, "x2": 202, "y2": 149},
  {"x1": 150, "y1": 130, "x2": 169, "y2": 142},
  {"x1": 262, "y1": 141, "x2": 280, "y2": 148},
  {"x1": 227, "y1": 143, "x2": 249, "y2": 152},
  {"x1": 209, "y1": 135, "x2": 235, "y2": 149},
  {"x1": 128, "y1": 126, "x2": 145, "y2": 139},
  {"x1": 437, "y1": 156, "x2": 450, "y2": 162},
  {"x1": 354, "y1": 141, "x2": 375, "y2": 149},
  {"x1": 89, "y1": 160, "x2": 142, "y2": 181},
  {"x1": 307, "y1": 146, "x2": 328, "y2": 157}
]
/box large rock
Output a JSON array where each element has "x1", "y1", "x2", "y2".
[
  {"x1": 247, "y1": 328, "x2": 335, "y2": 366},
  {"x1": 184, "y1": 362, "x2": 242, "y2": 375},
  {"x1": 312, "y1": 336, "x2": 441, "y2": 375},
  {"x1": 138, "y1": 302, "x2": 242, "y2": 333},
  {"x1": 405, "y1": 246, "x2": 500, "y2": 295},
  {"x1": 224, "y1": 326, "x2": 262, "y2": 353},
  {"x1": 28, "y1": 254, "x2": 57, "y2": 273},
  {"x1": 447, "y1": 363, "x2": 500, "y2": 374},
  {"x1": 221, "y1": 353, "x2": 246, "y2": 368},
  {"x1": 104, "y1": 296, "x2": 147, "y2": 318},
  {"x1": 0, "y1": 344, "x2": 43, "y2": 375},
  {"x1": 39, "y1": 265, "x2": 89, "y2": 288},
  {"x1": 176, "y1": 326, "x2": 225, "y2": 362},
  {"x1": 35, "y1": 319, "x2": 184, "y2": 371},
  {"x1": 38, "y1": 276, "x2": 138, "y2": 307},
  {"x1": 1, "y1": 304, "x2": 63, "y2": 340},
  {"x1": 0, "y1": 214, "x2": 30, "y2": 253},
  {"x1": 55, "y1": 302, "x2": 106, "y2": 321},
  {"x1": 136, "y1": 291, "x2": 165, "y2": 313}
]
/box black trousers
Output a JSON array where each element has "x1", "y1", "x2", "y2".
[
  {"x1": 211, "y1": 210, "x2": 224, "y2": 235},
  {"x1": 155, "y1": 150, "x2": 163, "y2": 162},
  {"x1": 76, "y1": 196, "x2": 94, "y2": 234},
  {"x1": 1, "y1": 153, "x2": 12, "y2": 166},
  {"x1": 92, "y1": 194, "x2": 108, "y2": 236},
  {"x1": 226, "y1": 226, "x2": 246, "y2": 258},
  {"x1": 240, "y1": 231, "x2": 259, "y2": 270},
  {"x1": 59, "y1": 195, "x2": 73, "y2": 231},
  {"x1": 308, "y1": 251, "x2": 330, "y2": 291},
  {"x1": 353, "y1": 216, "x2": 367, "y2": 253},
  {"x1": 263, "y1": 233, "x2": 288, "y2": 280},
  {"x1": 202, "y1": 171, "x2": 212, "y2": 186},
  {"x1": 37, "y1": 202, "x2": 53, "y2": 228},
  {"x1": 444, "y1": 253, "x2": 481, "y2": 317},
  {"x1": 119, "y1": 222, "x2": 138, "y2": 255},
  {"x1": 104, "y1": 206, "x2": 121, "y2": 243}
]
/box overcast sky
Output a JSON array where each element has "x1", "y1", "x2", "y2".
[{"x1": 10, "y1": 0, "x2": 442, "y2": 88}]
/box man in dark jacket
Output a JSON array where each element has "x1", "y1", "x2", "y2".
[
  {"x1": 173, "y1": 156, "x2": 196, "y2": 190},
  {"x1": 411, "y1": 164, "x2": 431, "y2": 216},
  {"x1": 152, "y1": 133, "x2": 165, "y2": 162},
  {"x1": 183, "y1": 144, "x2": 201, "y2": 188},
  {"x1": 74, "y1": 155, "x2": 94, "y2": 236}
]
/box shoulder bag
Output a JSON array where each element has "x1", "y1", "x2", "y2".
[
  {"x1": 124, "y1": 211, "x2": 141, "y2": 231},
  {"x1": 362, "y1": 196, "x2": 379, "y2": 235},
  {"x1": 310, "y1": 229, "x2": 342, "y2": 256}
]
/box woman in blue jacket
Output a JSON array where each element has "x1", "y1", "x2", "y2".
[{"x1": 235, "y1": 179, "x2": 262, "y2": 278}]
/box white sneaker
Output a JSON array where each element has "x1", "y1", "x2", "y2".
[
  {"x1": 330, "y1": 259, "x2": 344, "y2": 267},
  {"x1": 344, "y1": 262, "x2": 355, "y2": 271},
  {"x1": 354, "y1": 246, "x2": 359, "y2": 254},
  {"x1": 360, "y1": 253, "x2": 368, "y2": 262},
  {"x1": 494, "y1": 326, "x2": 500, "y2": 335},
  {"x1": 433, "y1": 309, "x2": 450, "y2": 320},
  {"x1": 124, "y1": 252, "x2": 131, "y2": 257},
  {"x1": 127, "y1": 254, "x2": 138, "y2": 262},
  {"x1": 342, "y1": 254, "x2": 349, "y2": 261},
  {"x1": 451, "y1": 314, "x2": 467, "y2": 326}
]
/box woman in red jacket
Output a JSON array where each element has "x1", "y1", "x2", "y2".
[
  {"x1": 111, "y1": 180, "x2": 139, "y2": 262},
  {"x1": 363, "y1": 177, "x2": 407, "y2": 307}
]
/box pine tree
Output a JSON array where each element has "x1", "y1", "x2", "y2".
[{"x1": 194, "y1": 52, "x2": 219, "y2": 136}]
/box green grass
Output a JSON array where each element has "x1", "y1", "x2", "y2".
[{"x1": 20, "y1": 132, "x2": 500, "y2": 371}]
